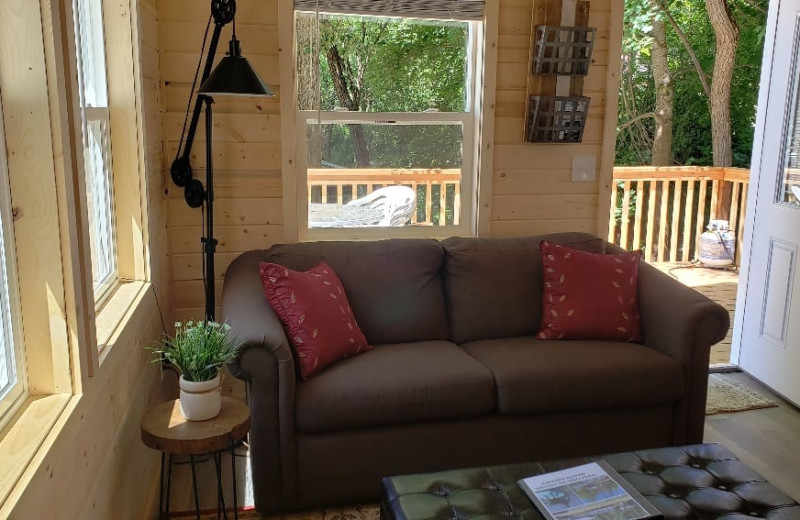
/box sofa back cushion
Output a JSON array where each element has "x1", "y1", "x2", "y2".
[
  {"x1": 262, "y1": 239, "x2": 449, "y2": 344},
  {"x1": 442, "y1": 233, "x2": 606, "y2": 344}
]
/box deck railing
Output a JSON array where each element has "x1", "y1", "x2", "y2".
[
  {"x1": 608, "y1": 166, "x2": 750, "y2": 263},
  {"x1": 307, "y1": 168, "x2": 462, "y2": 225}
]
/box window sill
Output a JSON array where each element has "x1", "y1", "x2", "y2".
[
  {"x1": 0, "y1": 393, "x2": 72, "y2": 511},
  {"x1": 96, "y1": 280, "x2": 149, "y2": 364}
]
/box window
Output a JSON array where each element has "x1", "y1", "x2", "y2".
[
  {"x1": 0, "y1": 94, "x2": 25, "y2": 429},
  {"x1": 74, "y1": 0, "x2": 117, "y2": 299},
  {"x1": 294, "y1": 0, "x2": 485, "y2": 238},
  {"x1": 0, "y1": 0, "x2": 153, "y2": 506}
]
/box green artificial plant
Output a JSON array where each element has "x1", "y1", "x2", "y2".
[{"x1": 152, "y1": 321, "x2": 240, "y2": 382}]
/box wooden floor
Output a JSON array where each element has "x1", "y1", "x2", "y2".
[
  {"x1": 160, "y1": 371, "x2": 800, "y2": 517},
  {"x1": 704, "y1": 371, "x2": 800, "y2": 502},
  {"x1": 653, "y1": 261, "x2": 739, "y2": 365}
]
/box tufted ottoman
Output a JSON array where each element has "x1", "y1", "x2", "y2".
[{"x1": 380, "y1": 443, "x2": 800, "y2": 519}]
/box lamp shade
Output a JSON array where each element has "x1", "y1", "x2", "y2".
[{"x1": 199, "y1": 37, "x2": 274, "y2": 97}]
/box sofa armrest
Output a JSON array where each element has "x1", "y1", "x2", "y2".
[
  {"x1": 225, "y1": 302, "x2": 295, "y2": 383},
  {"x1": 636, "y1": 261, "x2": 730, "y2": 443},
  {"x1": 221, "y1": 249, "x2": 296, "y2": 381},
  {"x1": 221, "y1": 250, "x2": 299, "y2": 512},
  {"x1": 637, "y1": 262, "x2": 730, "y2": 360}
]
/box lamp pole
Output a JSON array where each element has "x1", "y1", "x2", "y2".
[{"x1": 203, "y1": 96, "x2": 217, "y2": 321}]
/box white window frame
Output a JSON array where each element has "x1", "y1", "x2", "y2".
[
  {"x1": 74, "y1": 0, "x2": 119, "y2": 303},
  {"x1": 292, "y1": 13, "x2": 484, "y2": 241},
  {"x1": 0, "y1": 94, "x2": 26, "y2": 431}
]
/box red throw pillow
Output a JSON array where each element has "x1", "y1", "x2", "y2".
[
  {"x1": 538, "y1": 241, "x2": 642, "y2": 342},
  {"x1": 259, "y1": 261, "x2": 371, "y2": 379}
]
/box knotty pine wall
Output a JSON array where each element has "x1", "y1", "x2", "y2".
[
  {"x1": 161, "y1": 0, "x2": 623, "y2": 321},
  {"x1": 492, "y1": 0, "x2": 619, "y2": 237}
]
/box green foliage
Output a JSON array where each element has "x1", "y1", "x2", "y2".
[
  {"x1": 314, "y1": 124, "x2": 462, "y2": 169},
  {"x1": 298, "y1": 13, "x2": 468, "y2": 168},
  {"x1": 317, "y1": 16, "x2": 467, "y2": 112},
  {"x1": 150, "y1": 321, "x2": 240, "y2": 382},
  {"x1": 616, "y1": 0, "x2": 768, "y2": 167}
]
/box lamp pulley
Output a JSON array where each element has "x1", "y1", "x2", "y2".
[{"x1": 211, "y1": 0, "x2": 235, "y2": 24}]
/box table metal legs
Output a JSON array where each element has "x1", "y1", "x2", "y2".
[
  {"x1": 213, "y1": 452, "x2": 228, "y2": 520},
  {"x1": 190, "y1": 455, "x2": 201, "y2": 519},
  {"x1": 231, "y1": 440, "x2": 239, "y2": 520},
  {"x1": 157, "y1": 448, "x2": 241, "y2": 520},
  {"x1": 157, "y1": 453, "x2": 175, "y2": 520},
  {"x1": 157, "y1": 452, "x2": 166, "y2": 520}
]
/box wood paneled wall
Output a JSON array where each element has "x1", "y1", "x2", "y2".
[
  {"x1": 162, "y1": 0, "x2": 623, "y2": 320},
  {"x1": 491, "y1": 0, "x2": 618, "y2": 238}
]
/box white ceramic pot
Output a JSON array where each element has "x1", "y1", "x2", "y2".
[{"x1": 179, "y1": 373, "x2": 221, "y2": 421}]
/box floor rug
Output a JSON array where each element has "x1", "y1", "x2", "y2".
[
  {"x1": 706, "y1": 373, "x2": 778, "y2": 415},
  {"x1": 187, "y1": 505, "x2": 380, "y2": 520}
]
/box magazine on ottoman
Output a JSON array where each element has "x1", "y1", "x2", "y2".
[{"x1": 518, "y1": 461, "x2": 663, "y2": 520}]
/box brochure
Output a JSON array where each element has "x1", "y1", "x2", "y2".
[{"x1": 518, "y1": 460, "x2": 662, "y2": 520}]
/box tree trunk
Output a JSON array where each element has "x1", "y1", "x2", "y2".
[
  {"x1": 296, "y1": 16, "x2": 322, "y2": 167},
  {"x1": 349, "y1": 125, "x2": 371, "y2": 167},
  {"x1": 651, "y1": 19, "x2": 674, "y2": 166},
  {"x1": 705, "y1": 0, "x2": 739, "y2": 220},
  {"x1": 705, "y1": 0, "x2": 738, "y2": 167},
  {"x1": 326, "y1": 45, "x2": 371, "y2": 166}
]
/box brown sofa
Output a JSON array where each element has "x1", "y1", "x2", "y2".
[{"x1": 222, "y1": 233, "x2": 730, "y2": 513}]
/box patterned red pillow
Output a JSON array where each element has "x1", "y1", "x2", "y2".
[
  {"x1": 259, "y1": 261, "x2": 371, "y2": 379},
  {"x1": 538, "y1": 241, "x2": 642, "y2": 342}
]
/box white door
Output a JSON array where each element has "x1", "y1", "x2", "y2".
[{"x1": 735, "y1": 0, "x2": 800, "y2": 406}]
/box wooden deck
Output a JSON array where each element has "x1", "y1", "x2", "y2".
[{"x1": 653, "y1": 262, "x2": 739, "y2": 365}]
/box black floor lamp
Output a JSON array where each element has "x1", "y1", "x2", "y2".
[{"x1": 170, "y1": 0, "x2": 273, "y2": 322}]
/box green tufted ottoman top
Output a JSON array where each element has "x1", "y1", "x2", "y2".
[{"x1": 380, "y1": 443, "x2": 800, "y2": 520}]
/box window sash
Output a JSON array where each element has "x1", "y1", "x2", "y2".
[
  {"x1": 294, "y1": 0, "x2": 485, "y2": 21},
  {"x1": 297, "y1": 111, "x2": 475, "y2": 237}
]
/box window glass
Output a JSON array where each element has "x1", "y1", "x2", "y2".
[
  {"x1": 0, "y1": 95, "x2": 24, "y2": 424},
  {"x1": 75, "y1": 0, "x2": 108, "y2": 108},
  {"x1": 297, "y1": 13, "x2": 468, "y2": 113},
  {"x1": 306, "y1": 122, "x2": 463, "y2": 227},
  {"x1": 83, "y1": 116, "x2": 116, "y2": 287},
  {"x1": 307, "y1": 122, "x2": 463, "y2": 170},
  {"x1": 779, "y1": 32, "x2": 800, "y2": 205},
  {"x1": 0, "y1": 195, "x2": 18, "y2": 402}
]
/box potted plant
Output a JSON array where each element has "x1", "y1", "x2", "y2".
[{"x1": 152, "y1": 320, "x2": 240, "y2": 421}]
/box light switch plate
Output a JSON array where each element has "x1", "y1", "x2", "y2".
[{"x1": 572, "y1": 156, "x2": 596, "y2": 182}]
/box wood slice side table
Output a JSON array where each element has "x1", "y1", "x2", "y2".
[{"x1": 141, "y1": 396, "x2": 251, "y2": 520}]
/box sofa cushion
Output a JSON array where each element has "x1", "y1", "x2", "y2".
[
  {"x1": 538, "y1": 241, "x2": 643, "y2": 341},
  {"x1": 462, "y1": 336, "x2": 684, "y2": 414},
  {"x1": 259, "y1": 261, "x2": 371, "y2": 379},
  {"x1": 263, "y1": 239, "x2": 448, "y2": 345},
  {"x1": 443, "y1": 233, "x2": 606, "y2": 344},
  {"x1": 295, "y1": 341, "x2": 496, "y2": 432}
]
